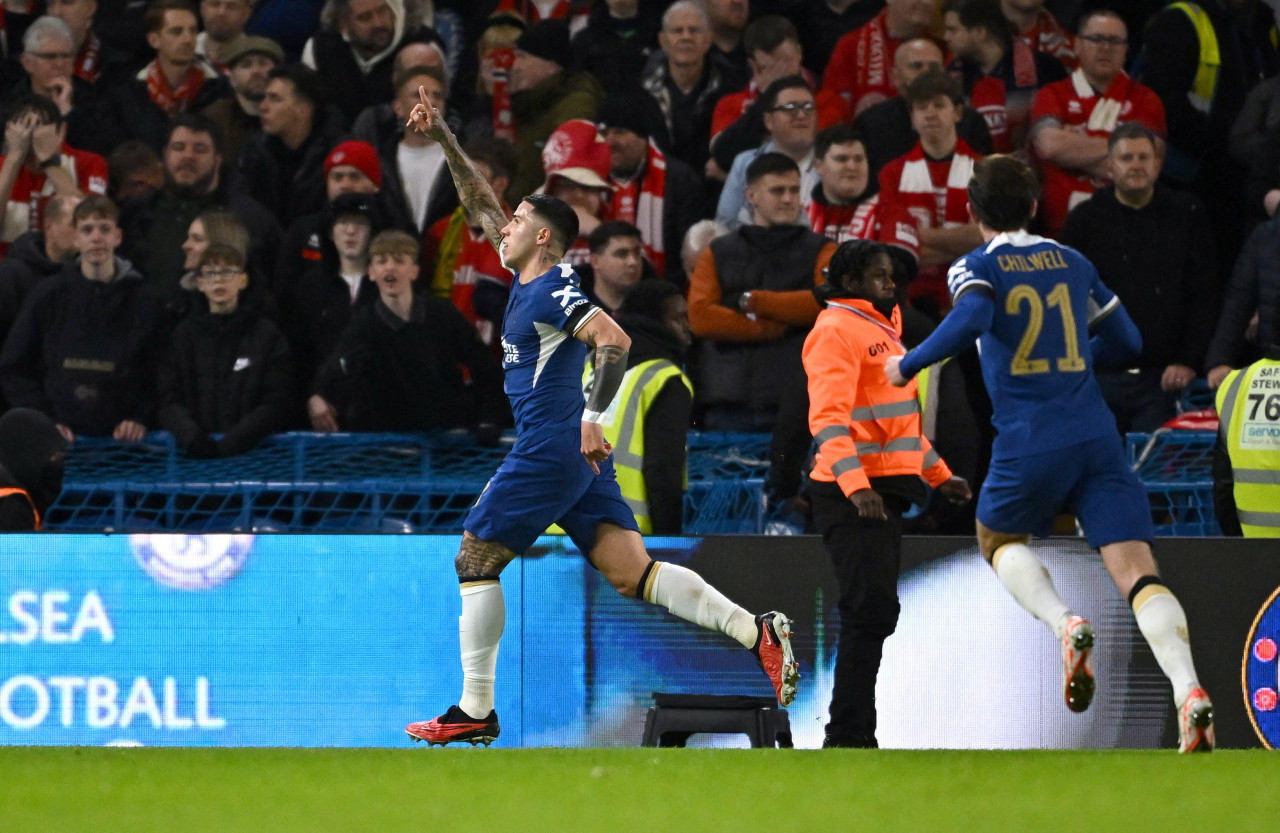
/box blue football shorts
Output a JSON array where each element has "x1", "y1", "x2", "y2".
[
  {"x1": 464, "y1": 428, "x2": 639, "y2": 556},
  {"x1": 978, "y1": 433, "x2": 1155, "y2": 548}
]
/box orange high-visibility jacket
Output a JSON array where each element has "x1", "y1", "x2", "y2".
[
  {"x1": 0, "y1": 487, "x2": 40, "y2": 530},
  {"x1": 803, "y1": 298, "x2": 952, "y2": 497}
]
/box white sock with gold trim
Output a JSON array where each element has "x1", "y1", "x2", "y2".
[
  {"x1": 644, "y1": 562, "x2": 757, "y2": 648},
  {"x1": 992, "y1": 543, "x2": 1072, "y2": 640},
  {"x1": 1132, "y1": 584, "x2": 1199, "y2": 706}
]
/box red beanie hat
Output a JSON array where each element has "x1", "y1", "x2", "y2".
[{"x1": 325, "y1": 141, "x2": 382, "y2": 188}]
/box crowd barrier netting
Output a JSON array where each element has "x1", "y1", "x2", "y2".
[
  {"x1": 43, "y1": 430, "x2": 1221, "y2": 535},
  {"x1": 1126, "y1": 429, "x2": 1220, "y2": 536},
  {"x1": 46, "y1": 432, "x2": 774, "y2": 534}
]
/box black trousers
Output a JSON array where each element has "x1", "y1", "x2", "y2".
[{"x1": 808, "y1": 478, "x2": 905, "y2": 746}]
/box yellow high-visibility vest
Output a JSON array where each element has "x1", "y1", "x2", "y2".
[
  {"x1": 1216, "y1": 359, "x2": 1280, "y2": 537},
  {"x1": 1168, "y1": 2, "x2": 1220, "y2": 114},
  {"x1": 914, "y1": 358, "x2": 949, "y2": 443},
  {"x1": 590, "y1": 358, "x2": 693, "y2": 534}
]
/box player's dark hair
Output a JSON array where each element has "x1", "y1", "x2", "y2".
[
  {"x1": 903, "y1": 67, "x2": 964, "y2": 107},
  {"x1": 1107, "y1": 121, "x2": 1159, "y2": 152},
  {"x1": 825, "y1": 239, "x2": 891, "y2": 295},
  {"x1": 269, "y1": 64, "x2": 325, "y2": 111},
  {"x1": 815, "y1": 124, "x2": 865, "y2": 160},
  {"x1": 464, "y1": 137, "x2": 519, "y2": 184},
  {"x1": 759, "y1": 74, "x2": 813, "y2": 112},
  {"x1": 167, "y1": 112, "x2": 224, "y2": 156},
  {"x1": 619, "y1": 279, "x2": 682, "y2": 320},
  {"x1": 746, "y1": 151, "x2": 800, "y2": 185},
  {"x1": 522, "y1": 193, "x2": 579, "y2": 255},
  {"x1": 588, "y1": 221, "x2": 642, "y2": 255},
  {"x1": 967, "y1": 154, "x2": 1038, "y2": 231},
  {"x1": 743, "y1": 15, "x2": 799, "y2": 56},
  {"x1": 941, "y1": 0, "x2": 1014, "y2": 48}
]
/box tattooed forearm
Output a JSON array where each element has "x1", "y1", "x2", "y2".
[
  {"x1": 594, "y1": 344, "x2": 626, "y2": 368},
  {"x1": 438, "y1": 129, "x2": 507, "y2": 248},
  {"x1": 455, "y1": 532, "x2": 517, "y2": 579},
  {"x1": 585, "y1": 344, "x2": 629, "y2": 414}
]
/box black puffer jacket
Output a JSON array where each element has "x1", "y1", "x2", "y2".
[
  {"x1": 230, "y1": 111, "x2": 348, "y2": 228},
  {"x1": 314, "y1": 293, "x2": 507, "y2": 432},
  {"x1": 157, "y1": 303, "x2": 295, "y2": 456},
  {"x1": 0, "y1": 258, "x2": 168, "y2": 436},
  {"x1": 1205, "y1": 213, "x2": 1280, "y2": 372}
]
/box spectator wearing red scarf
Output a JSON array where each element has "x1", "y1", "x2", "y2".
[
  {"x1": 598, "y1": 95, "x2": 706, "y2": 287},
  {"x1": 97, "y1": 0, "x2": 227, "y2": 153}
]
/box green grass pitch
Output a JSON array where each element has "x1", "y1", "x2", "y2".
[{"x1": 3, "y1": 747, "x2": 1276, "y2": 832}]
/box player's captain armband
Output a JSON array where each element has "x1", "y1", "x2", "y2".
[
  {"x1": 946, "y1": 258, "x2": 990, "y2": 300},
  {"x1": 582, "y1": 409, "x2": 606, "y2": 424},
  {"x1": 566, "y1": 302, "x2": 602, "y2": 335}
]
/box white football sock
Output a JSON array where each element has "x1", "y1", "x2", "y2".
[
  {"x1": 992, "y1": 543, "x2": 1072, "y2": 640},
  {"x1": 644, "y1": 562, "x2": 757, "y2": 648},
  {"x1": 458, "y1": 581, "x2": 504, "y2": 719},
  {"x1": 1132, "y1": 585, "x2": 1200, "y2": 706}
]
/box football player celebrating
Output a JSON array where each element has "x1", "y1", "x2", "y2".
[
  {"x1": 402, "y1": 87, "x2": 799, "y2": 747},
  {"x1": 885, "y1": 155, "x2": 1214, "y2": 753}
]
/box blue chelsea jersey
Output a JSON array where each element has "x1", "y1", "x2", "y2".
[
  {"x1": 948, "y1": 230, "x2": 1121, "y2": 454},
  {"x1": 500, "y1": 263, "x2": 599, "y2": 434}
]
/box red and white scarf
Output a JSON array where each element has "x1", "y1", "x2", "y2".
[
  {"x1": 609, "y1": 141, "x2": 667, "y2": 275},
  {"x1": 1021, "y1": 9, "x2": 1077, "y2": 70},
  {"x1": 2, "y1": 149, "x2": 81, "y2": 249},
  {"x1": 143, "y1": 61, "x2": 207, "y2": 116},
  {"x1": 75, "y1": 33, "x2": 102, "y2": 83},
  {"x1": 894, "y1": 138, "x2": 979, "y2": 230},
  {"x1": 493, "y1": 0, "x2": 584, "y2": 26},
  {"x1": 807, "y1": 192, "x2": 882, "y2": 244},
  {"x1": 968, "y1": 39, "x2": 1040, "y2": 153},
  {"x1": 849, "y1": 11, "x2": 896, "y2": 102},
  {"x1": 490, "y1": 47, "x2": 516, "y2": 142},
  {"x1": 1070, "y1": 67, "x2": 1135, "y2": 134}
]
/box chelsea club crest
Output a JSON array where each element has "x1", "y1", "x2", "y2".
[{"x1": 130, "y1": 534, "x2": 254, "y2": 590}]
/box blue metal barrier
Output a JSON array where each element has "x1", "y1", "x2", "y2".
[
  {"x1": 46, "y1": 431, "x2": 776, "y2": 534},
  {"x1": 43, "y1": 431, "x2": 1222, "y2": 535},
  {"x1": 1126, "y1": 430, "x2": 1220, "y2": 536}
]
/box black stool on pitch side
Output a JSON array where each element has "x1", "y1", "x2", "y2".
[{"x1": 640, "y1": 693, "x2": 793, "y2": 748}]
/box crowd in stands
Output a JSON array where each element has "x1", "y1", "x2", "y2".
[{"x1": 0, "y1": 0, "x2": 1277, "y2": 528}]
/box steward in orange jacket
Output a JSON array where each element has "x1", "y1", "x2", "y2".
[
  {"x1": 803, "y1": 239, "x2": 970, "y2": 749},
  {"x1": 806, "y1": 287, "x2": 954, "y2": 495}
]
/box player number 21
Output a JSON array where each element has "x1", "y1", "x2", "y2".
[{"x1": 1005, "y1": 283, "x2": 1087, "y2": 375}]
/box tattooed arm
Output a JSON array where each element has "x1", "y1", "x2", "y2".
[
  {"x1": 574, "y1": 309, "x2": 632, "y2": 474},
  {"x1": 406, "y1": 88, "x2": 507, "y2": 250}
]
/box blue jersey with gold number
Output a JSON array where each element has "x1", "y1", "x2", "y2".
[
  {"x1": 500, "y1": 263, "x2": 600, "y2": 436},
  {"x1": 948, "y1": 230, "x2": 1120, "y2": 455}
]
